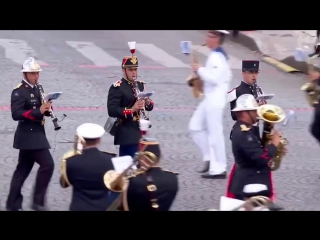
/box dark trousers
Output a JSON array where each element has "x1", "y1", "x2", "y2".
[
  {"x1": 119, "y1": 144, "x2": 138, "y2": 158},
  {"x1": 310, "y1": 109, "x2": 320, "y2": 143},
  {"x1": 6, "y1": 149, "x2": 54, "y2": 210}
]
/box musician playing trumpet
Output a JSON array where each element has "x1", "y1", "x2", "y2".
[
  {"x1": 107, "y1": 41, "x2": 154, "y2": 158},
  {"x1": 225, "y1": 94, "x2": 283, "y2": 210},
  {"x1": 189, "y1": 30, "x2": 232, "y2": 179},
  {"x1": 60, "y1": 123, "x2": 117, "y2": 211},
  {"x1": 6, "y1": 57, "x2": 54, "y2": 211}
]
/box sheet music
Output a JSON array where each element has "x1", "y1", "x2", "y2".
[
  {"x1": 111, "y1": 156, "x2": 134, "y2": 173},
  {"x1": 44, "y1": 92, "x2": 63, "y2": 101}
]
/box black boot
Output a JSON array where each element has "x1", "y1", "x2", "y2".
[
  {"x1": 197, "y1": 161, "x2": 210, "y2": 173},
  {"x1": 201, "y1": 171, "x2": 227, "y2": 179}
]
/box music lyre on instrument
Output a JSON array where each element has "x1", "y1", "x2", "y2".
[
  {"x1": 181, "y1": 41, "x2": 205, "y2": 98},
  {"x1": 37, "y1": 83, "x2": 61, "y2": 131}
]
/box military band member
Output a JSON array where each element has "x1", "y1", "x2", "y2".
[
  {"x1": 60, "y1": 123, "x2": 116, "y2": 211},
  {"x1": 125, "y1": 138, "x2": 179, "y2": 211},
  {"x1": 227, "y1": 60, "x2": 265, "y2": 139},
  {"x1": 308, "y1": 70, "x2": 320, "y2": 142},
  {"x1": 189, "y1": 30, "x2": 232, "y2": 178},
  {"x1": 225, "y1": 94, "x2": 283, "y2": 211},
  {"x1": 107, "y1": 42, "x2": 154, "y2": 158},
  {"x1": 6, "y1": 57, "x2": 54, "y2": 211}
]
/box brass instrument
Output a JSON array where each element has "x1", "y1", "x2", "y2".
[
  {"x1": 36, "y1": 83, "x2": 61, "y2": 131},
  {"x1": 231, "y1": 196, "x2": 272, "y2": 211},
  {"x1": 103, "y1": 151, "x2": 158, "y2": 211},
  {"x1": 60, "y1": 134, "x2": 86, "y2": 188},
  {"x1": 300, "y1": 40, "x2": 320, "y2": 106},
  {"x1": 186, "y1": 43, "x2": 206, "y2": 98},
  {"x1": 257, "y1": 104, "x2": 287, "y2": 171},
  {"x1": 207, "y1": 196, "x2": 272, "y2": 211},
  {"x1": 133, "y1": 80, "x2": 150, "y2": 123}
]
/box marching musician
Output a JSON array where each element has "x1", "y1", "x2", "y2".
[
  {"x1": 308, "y1": 70, "x2": 320, "y2": 142},
  {"x1": 189, "y1": 30, "x2": 232, "y2": 178},
  {"x1": 124, "y1": 138, "x2": 179, "y2": 211},
  {"x1": 6, "y1": 57, "x2": 54, "y2": 211},
  {"x1": 60, "y1": 123, "x2": 117, "y2": 211},
  {"x1": 107, "y1": 41, "x2": 154, "y2": 158},
  {"x1": 228, "y1": 60, "x2": 265, "y2": 139},
  {"x1": 225, "y1": 94, "x2": 283, "y2": 211}
]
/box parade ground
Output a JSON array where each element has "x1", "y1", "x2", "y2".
[{"x1": 0, "y1": 30, "x2": 318, "y2": 210}]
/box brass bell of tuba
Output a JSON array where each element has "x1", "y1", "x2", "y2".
[
  {"x1": 103, "y1": 151, "x2": 159, "y2": 211},
  {"x1": 257, "y1": 104, "x2": 287, "y2": 171},
  {"x1": 60, "y1": 134, "x2": 86, "y2": 188},
  {"x1": 231, "y1": 196, "x2": 272, "y2": 211},
  {"x1": 186, "y1": 43, "x2": 206, "y2": 98}
]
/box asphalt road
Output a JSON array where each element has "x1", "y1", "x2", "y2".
[{"x1": 0, "y1": 30, "x2": 318, "y2": 211}]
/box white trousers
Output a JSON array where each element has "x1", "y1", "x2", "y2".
[{"x1": 188, "y1": 99, "x2": 227, "y2": 175}]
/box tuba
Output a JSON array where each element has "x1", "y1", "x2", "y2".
[
  {"x1": 186, "y1": 44, "x2": 205, "y2": 98},
  {"x1": 103, "y1": 151, "x2": 158, "y2": 211},
  {"x1": 60, "y1": 134, "x2": 86, "y2": 188},
  {"x1": 257, "y1": 104, "x2": 287, "y2": 171},
  {"x1": 300, "y1": 40, "x2": 320, "y2": 106}
]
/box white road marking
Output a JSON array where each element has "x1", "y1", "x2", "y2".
[
  {"x1": 136, "y1": 43, "x2": 188, "y2": 68},
  {"x1": 66, "y1": 41, "x2": 121, "y2": 67},
  {"x1": 0, "y1": 39, "x2": 47, "y2": 65}
]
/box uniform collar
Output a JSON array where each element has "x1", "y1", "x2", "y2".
[
  {"x1": 82, "y1": 147, "x2": 99, "y2": 152},
  {"x1": 122, "y1": 76, "x2": 134, "y2": 85},
  {"x1": 22, "y1": 79, "x2": 35, "y2": 88}
]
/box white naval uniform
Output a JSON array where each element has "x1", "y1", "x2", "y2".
[{"x1": 188, "y1": 48, "x2": 232, "y2": 175}]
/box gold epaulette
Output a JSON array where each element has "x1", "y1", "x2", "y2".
[
  {"x1": 137, "y1": 80, "x2": 146, "y2": 84},
  {"x1": 13, "y1": 83, "x2": 22, "y2": 90},
  {"x1": 240, "y1": 124, "x2": 251, "y2": 132},
  {"x1": 113, "y1": 80, "x2": 122, "y2": 87},
  {"x1": 101, "y1": 151, "x2": 117, "y2": 156},
  {"x1": 162, "y1": 169, "x2": 179, "y2": 175},
  {"x1": 128, "y1": 169, "x2": 145, "y2": 179}
]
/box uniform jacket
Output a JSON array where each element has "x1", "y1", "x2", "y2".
[
  {"x1": 107, "y1": 77, "x2": 154, "y2": 145},
  {"x1": 11, "y1": 80, "x2": 51, "y2": 150},
  {"x1": 197, "y1": 48, "x2": 232, "y2": 108},
  {"x1": 229, "y1": 121, "x2": 277, "y2": 196},
  {"x1": 60, "y1": 147, "x2": 116, "y2": 211},
  {"x1": 126, "y1": 167, "x2": 178, "y2": 211},
  {"x1": 228, "y1": 81, "x2": 264, "y2": 120}
]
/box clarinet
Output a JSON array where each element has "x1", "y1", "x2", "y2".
[
  {"x1": 36, "y1": 84, "x2": 61, "y2": 131},
  {"x1": 253, "y1": 81, "x2": 263, "y2": 104}
]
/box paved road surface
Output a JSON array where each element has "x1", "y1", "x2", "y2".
[{"x1": 0, "y1": 30, "x2": 318, "y2": 211}]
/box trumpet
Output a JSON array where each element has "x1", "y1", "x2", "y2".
[
  {"x1": 36, "y1": 83, "x2": 61, "y2": 131},
  {"x1": 257, "y1": 104, "x2": 287, "y2": 171},
  {"x1": 185, "y1": 43, "x2": 206, "y2": 98}
]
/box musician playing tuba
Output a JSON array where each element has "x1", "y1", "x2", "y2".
[
  {"x1": 60, "y1": 123, "x2": 118, "y2": 211},
  {"x1": 107, "y1": 41, "x2": 154, "y2": 158},
  {"x1": 225, "y1": 94, "x2": 284, "y2": 211},
  {"x1": 110, "y1": 138, "x2": 179, "y2": 211},
  {"x1": 189, "y1": 30, "x2": 232, "y2": 179}
]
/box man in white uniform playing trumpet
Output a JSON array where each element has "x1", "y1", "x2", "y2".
[{"x1": 189, "y1": 30, "x2": 232, "y2": 179}]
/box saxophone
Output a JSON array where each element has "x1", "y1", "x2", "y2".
[
  {"x1": 185, "y1": 44, "x2": 205, "y2": 98},
  {"x1": 257, "y1": 104, "x2": 287, "y2": 171}
]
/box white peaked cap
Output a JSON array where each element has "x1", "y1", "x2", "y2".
[
  {"x1": 21, "y1": 57, "x2": 42, "y2": 72},
  {"x1": 128, "y1": 41, "x2": 136, "y2": 50},
  {"x1": 216, "y1": 30, "x2": 230, "y2": 34},
  {"x1": 243, "y1": 184, "x2": 268, "y2": 194},
  {"x1": 232, "y1": 94, "x2": 258, "y2": 112},
  {"x1": 76, "y1": 123, "x2": 105, "y2": 139}
]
